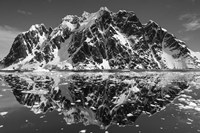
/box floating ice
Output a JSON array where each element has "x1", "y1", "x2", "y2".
[
  {"x1": 79, "y1": 129, "x2": 86, "y2": 133},
  {"x1": 0, "y1": 112, "x2": 8, "y2": 116}
]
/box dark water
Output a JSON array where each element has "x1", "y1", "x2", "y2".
[{"x1": 0, "y1": 71, "x2": 200, "y2": 133}]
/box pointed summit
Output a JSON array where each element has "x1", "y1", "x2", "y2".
[
  {"x1": 82, "y1": 11, "x2": 90, "y2": 20},
  {"x1": 99, "y1": 7, "x2": 110, "y2": 12}
]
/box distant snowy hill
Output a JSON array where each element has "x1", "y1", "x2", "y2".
[{"x1": 1, "y1": 7, "x2": 200, "y2": 70}]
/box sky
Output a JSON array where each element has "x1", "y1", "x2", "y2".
[{"x1": 0, "y1": 0, "x2": 200, "y2": 58}]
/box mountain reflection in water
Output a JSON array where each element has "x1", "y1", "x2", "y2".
[{"x1": 1, "y1": 71, "x2": 200, "y2": 133}]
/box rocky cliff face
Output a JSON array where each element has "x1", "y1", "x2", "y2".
[
  {"x1": 1, "y1": 24, "x2": 49, "y2": 67},
  {"x1": 1, "y1": 7, "x2": 200, "y2": 70}
]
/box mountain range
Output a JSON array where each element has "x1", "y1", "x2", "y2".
[{"x1": 1, "y1": 7, "x2": 200, "y2": 70}]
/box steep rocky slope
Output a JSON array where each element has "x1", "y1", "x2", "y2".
[{"x1": 1, "y1": 7, "x2": 200, "y2": 70}]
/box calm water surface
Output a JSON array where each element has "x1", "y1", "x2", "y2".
[{"x1": 0, "y1": 71, "x2": 200, "y2": 133}]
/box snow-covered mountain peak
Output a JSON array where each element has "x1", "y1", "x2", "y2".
[
  {"x1": 81, "y1": 11, "x2": 90, "y2": 20},
  {"x1": 99, "y1": 6, "x2": 110, "y2": 12},
  {"x1": 59, "y1": 7, "x2": 111, "y2": 33},
  {"x1": 97, "y1": 7, "x2": 111, "y2": 16},
  {"x1": 29, "y1": 23, "x2": 46, "y2": 31},
  {"x1": 62, "y1": 15, "x2": 77, "y2": 22},
  {"x1": 1, "y1": 7, "x2": 200, "y2": 70}
]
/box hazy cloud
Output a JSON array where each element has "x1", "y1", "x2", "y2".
[
  {"x1": 0, "y1": 25, "x2": 21, "y2": 58},
  {"x1": 179, "y1": 13, "x2": 200, "y2": 31},
  {"x1": 17, "y1": 9, "x2": 32, "y2": 15}
]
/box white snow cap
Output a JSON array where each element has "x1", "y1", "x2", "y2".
[
  {"x1": 29, "y1": 24, "x2": 45, "y2": 31},
  {"x1": 62, "y1": 15, "x2": 76, "y2": 22},
  {"x1": 82, "y1": 11, "x2": 90, "y2": 19},
  {"x1": 99, "y1": 7, "x2": 110, "y2": 11},
  {"x1": 98, "y1": 7, "x2": 110, "y2": 15}
]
